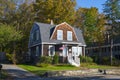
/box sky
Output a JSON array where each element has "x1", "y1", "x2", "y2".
[{"x1": 76, "y1": 0, "x2": 107, "y2": 13}]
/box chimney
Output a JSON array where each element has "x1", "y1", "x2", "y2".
[{"x1": 50, "y1": 20, "x2": 54, "y2": 25}]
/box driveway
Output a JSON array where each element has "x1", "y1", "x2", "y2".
[
  {"x1": 2, "y1": 64, "x2": 120, "y2": 80},
  {"x1": 2, "y1": 64, "x2": 41, "y2": 80}
]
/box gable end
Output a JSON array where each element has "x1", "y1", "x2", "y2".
[{"x1": 50, "y1": 22, "x2": 78, "y2": 41}]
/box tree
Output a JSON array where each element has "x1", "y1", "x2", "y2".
[
  {"x1": 0, "y1": 24, "x2": 22, "y2": 52},
  {"x1": 0, "y1": 0, "x2": 35, "y2": 52},
  {"x1": 0, "y1": 1, "x2": 35, "y2": 63},
  {"x1": 75, "y1": 7, "x2": 105, "y2": 44},
  {"x1": 103, "y1": 0, "x2": 120, "y2": 65},
  {"x1": 103, "y1": 0, "x2": 120, "y2": 35},
  {"x1": 34, "y1": 0, "x2": 76, "y2": 24}
]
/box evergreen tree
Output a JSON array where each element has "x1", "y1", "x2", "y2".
[{"x1": 103, "y1": 0, "x2": 120, "y2": 35}]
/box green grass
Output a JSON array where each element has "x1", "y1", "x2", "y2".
[
  {"x1": 18, "y1": 64, "x2": 80, "y2": 76},
  {"x1": 80, "y1": 63, "x2": 119, "y2": 69},
  {"x1": 18, "y1": 63, "x2": 119, "y2": 76}
]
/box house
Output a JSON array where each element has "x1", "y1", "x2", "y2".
[
  {"x1": 86, "y1": 36, "x2": 120, "y2": 61},
  {"x1": 28, "y1": 22, "x2": 86, "y2": 67}
]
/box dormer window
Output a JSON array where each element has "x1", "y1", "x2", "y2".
[
  {"x1": 67, "y1": 31, "x2": 72, "y2": 41},
  {"x1": 57, "y1": 30, "x2": 63, "y2": 40}
]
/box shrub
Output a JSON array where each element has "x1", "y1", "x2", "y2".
[
  {"x1": 101, "y1": 56, "x2": 110, "y2": 65},
  {"x1": 80, "y1": 56, "x2": 93, "y2": 63},
  {"x1": 39, "y1": 56, "x2": 52, "y2": 64},
  {"x1": 36, "y1": 56, "x2": 52, "y2": 67},
  {"x1": 112, "y1": 58, "x2": 120, "y2": 66},
  {"x1": 36, "y1": 63, "x2": 50, "y2": 67},
  {"x1": 6, "y1": 53, "x2": 13, "y2": 62},
  {"x1": 91, "y1": 55, "x2": 99, "y2": 63},
  {"x1": 52, "y1": 54, "x2": 59, "y2": 64}
]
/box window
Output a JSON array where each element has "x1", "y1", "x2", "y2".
[
  {"x1": 57, "y1": 30, "x2": 63, "y2": 40},
  {"x1": 67, "y1": 31, "x2": 72, "y2": 41},
  {"x1": 49, "y1": 45, "x2": 55, "y2": 56},
  {"x1": 78, "y1": 47, "x2": 82, "y2": 56}
]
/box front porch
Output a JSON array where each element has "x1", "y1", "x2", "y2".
[{"x1": 43, "y1": 43, "x2": 85, "y2": 66}]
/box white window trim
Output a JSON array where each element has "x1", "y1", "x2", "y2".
[
  {"x1": 49, "y1": 45, "x2": 55, "y2": 56},
  {"x1": 57, "y1": 30, "x2": 63, "y2": 40},
  {"x1": 67, "y1": 31, "x2": 72, "y2": 41},
  {"x1": 72, "y1": 47, "x2": 81, "y2": 56},
  {"x1": 78, "y1": 47, "x2": 82, "y2": 56}
]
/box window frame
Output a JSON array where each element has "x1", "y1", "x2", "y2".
[
  {"x1": 57, "y1": 30, "x2": 63, "y2": 40},
  {"x1": 67, "y1": 31, "x2": 72, "y2": 41},
  {"x1": 49, "y1": 45, "x2": 55, "y2": 56}
]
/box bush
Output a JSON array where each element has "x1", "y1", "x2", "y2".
[
  {"x1": 36, "y1": 63, "x2": 50, "y2": 67},
  {"x1": 6, "y1": 53, "x2": 13, "y2": 63},
  {"x1": 101, "y1": 56, "x2": 110, "y2": 65},
  {"x1": 80, "y1": 56, "x2": 93, "y2": 63},
  {"x1": 52, "y1": 54, "x2": 59, "y2": 64},
  {"x1": 91, "y1": 55, "x2": 99, "y2": 63},
  {"x1": 112, "y1": 58, "x2": 120, "y2": 66},
  {"x1": 39, "y1": 56, "x2": 52, "y2": 64},
  {"x1": 36, "y1": 56, "x2": 52, "y2": 67}
]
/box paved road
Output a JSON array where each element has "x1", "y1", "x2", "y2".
[
  {"x1": 2, "y1": 64, "x2": 120, "y2": 80},
  {"x1": 2, "y1": 64, "x2": 41, "y2": 80}
]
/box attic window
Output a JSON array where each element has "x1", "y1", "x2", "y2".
[
  {"x1": 57, "y1": 30, "x2": 63, "y2": 40},
  {"x1": 67, "y1": 31, "x2": 72, "y2": 41}
]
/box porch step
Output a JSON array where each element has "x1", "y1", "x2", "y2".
[{"x1": 67, "y1": 55, "x2": 80, "y2": 67}]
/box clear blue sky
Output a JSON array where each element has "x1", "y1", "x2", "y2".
[{"x1": 76, "y1": 0, "x2": 107, "y2": 13}]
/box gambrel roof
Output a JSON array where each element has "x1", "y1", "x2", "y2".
[{"x1": 32, "y1": 22, "x2": 86, "y2": 46}]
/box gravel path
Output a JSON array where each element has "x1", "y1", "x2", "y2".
[{"x1": 2, "y1": 64, "x2": 120, "y2": 80}]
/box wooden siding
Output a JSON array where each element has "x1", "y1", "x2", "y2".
[
  {"x1": 51, "y1": 23, "x2": 77, "y2": 41},
  {"x1": 43, "y1": 44, "x2": 49, "y2": 56}
]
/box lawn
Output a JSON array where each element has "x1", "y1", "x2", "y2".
[
  {"x1": 18, "y1": 64, "x2": 80, "y2": 76},
  {"x1": 18, "y1": 63, "x2": 119, "y2": 76},
  {"x1": 80, "y1": 63, "x2": 119, "y2": 69}
]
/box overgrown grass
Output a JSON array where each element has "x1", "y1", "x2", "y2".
[{"x1": 18, "y1": 64, "x2": 79, "y2": 76}]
